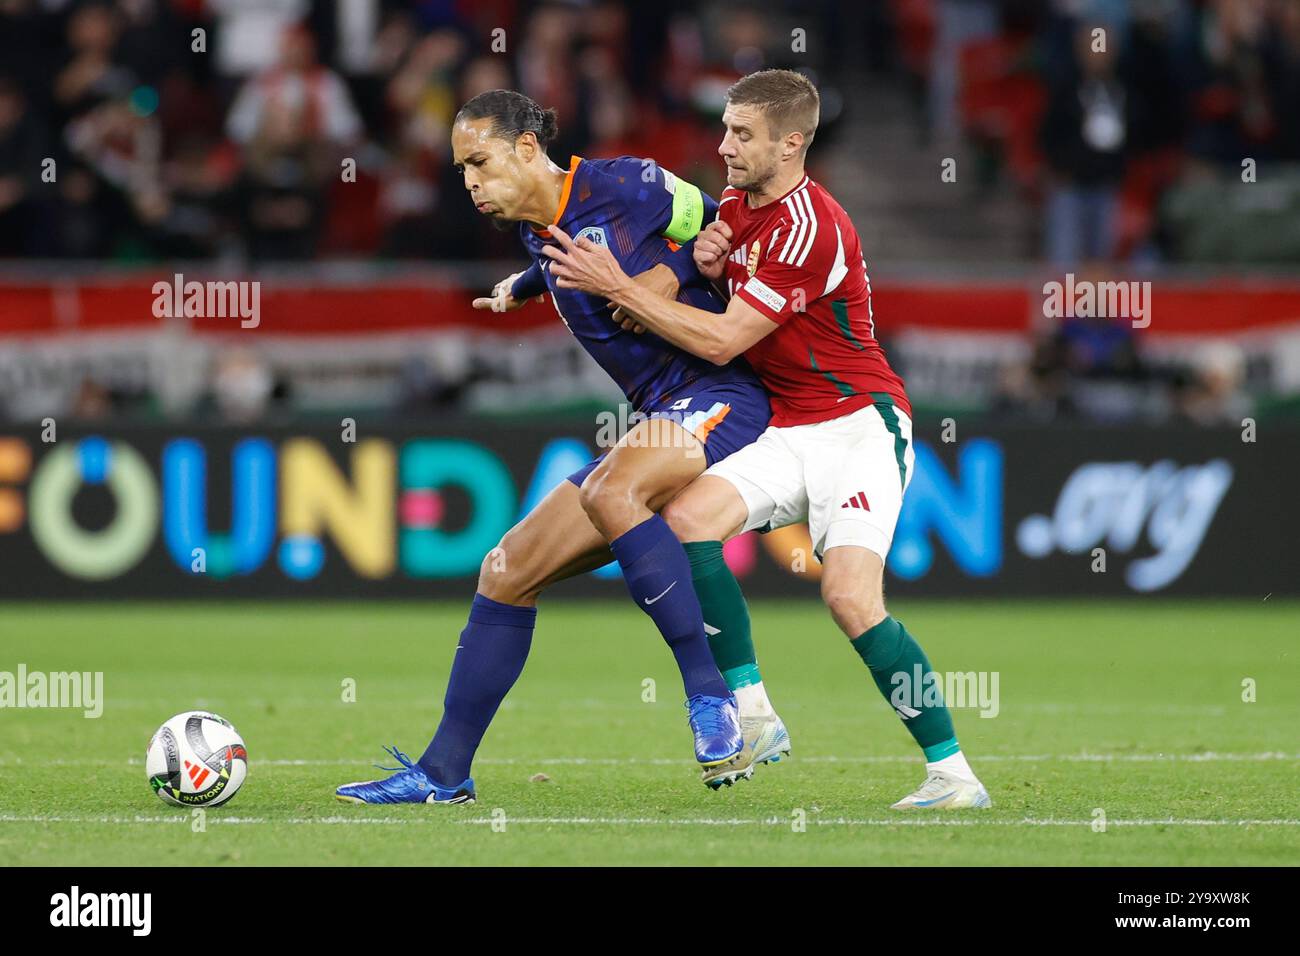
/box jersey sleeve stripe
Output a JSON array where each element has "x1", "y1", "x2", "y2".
[
  {"x1": 774, "y1": 196, "x2": 795, "y2": 261},
  {"x1": 790, "y1": 188, "x2": 811, "y2": 267},
  {"x1": 791, "y1": 192, "x2": 811, "y2": 261}
]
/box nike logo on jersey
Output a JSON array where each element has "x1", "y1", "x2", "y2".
[{"x1": 644, "y1": 581, "x2": 677, "y2": 605}]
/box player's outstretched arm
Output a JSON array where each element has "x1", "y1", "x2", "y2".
[
  {"x1": 471, "y1": 267, "x2": 544, "y2": 313},
  {"x1": 543, "y1": 224, "x2": 775, "y2": 364}
]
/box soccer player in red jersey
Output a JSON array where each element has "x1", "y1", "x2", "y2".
[{"x1": 544, "y1": 70, "x2": 991, "y2": 808}]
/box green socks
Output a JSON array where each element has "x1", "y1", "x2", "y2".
[
  {"x1": 683, "y1": 540, "x2": 760, "y2": 690},
  {"x1": 681, "y1": 543, "x2": 961, "y2": 765},
  {"x1": 851, "y1": 616, "x2": 959, "y2": 761}
]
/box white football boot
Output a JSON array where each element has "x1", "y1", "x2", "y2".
[
  {"x1": 890, "y1": 769, "x2": 993, "y2": 810},
  {"x1": 701, "y1": 712, "x2": 791, "y2": 789}
]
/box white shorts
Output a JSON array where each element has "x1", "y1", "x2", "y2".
[{"x1": 704, "y1": 401, "x2": 915, "y2": 561}]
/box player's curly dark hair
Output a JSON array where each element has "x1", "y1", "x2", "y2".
[{"x1": 456, "y1": 90, "x2": 560, "y2": 150}]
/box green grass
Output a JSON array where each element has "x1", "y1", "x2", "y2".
[{"x1": 1, "y1": 600, "x2": 1297, "y2": 866}]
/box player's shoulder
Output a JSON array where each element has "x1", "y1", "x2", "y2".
[
  {"x1": 780, "y1": 176, "x2": 842, "y2": 221},
  {"x1": 805, "y1": 178, "x2": 852, "y2": 220},
  {"x1": 581, "y1": 155, "x2": 661, "y2": 186},
  {"x1": 797, "y1": 179, "x2": 860, "y2": 246},
  {"x1": 579, "y1": 155, "x2": 680, "y2": 213},
  {"x1": 784, "y1": 178, "x2": 859, "y2": 262},
  {"x1": 760, "y1": 177, "x2": 838, "y2": 267}
]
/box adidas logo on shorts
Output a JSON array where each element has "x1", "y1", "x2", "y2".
[{"x1": 841, "y1": 492, "x2": 871, "y2": 511}]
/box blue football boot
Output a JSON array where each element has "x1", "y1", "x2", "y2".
[
  {"x1": 334, "y1": 746, "x2": 476, "y2": 805},
  {"x1": 686, "y1": 694, "x2": 743, "y2": 767}
]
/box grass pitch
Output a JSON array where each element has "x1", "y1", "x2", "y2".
[{"x1": 0, "y1": 599, "x2": 1296, "y2": 866}]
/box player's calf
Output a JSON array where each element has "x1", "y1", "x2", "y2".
[{"x1": 821, "y1": 545, "x2": 992, "y2": 808}]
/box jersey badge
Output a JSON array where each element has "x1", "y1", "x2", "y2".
[{"x1": 575, "y1": 225, "x2": 608, "y2": 247}]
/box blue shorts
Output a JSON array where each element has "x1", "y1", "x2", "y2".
[{"x1": 566, "y1": 379, "x2": 772, "y2": 487}]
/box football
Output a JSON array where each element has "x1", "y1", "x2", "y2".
[{"x1": 146, "y1": 711, "x2": 248, "y2": 808}]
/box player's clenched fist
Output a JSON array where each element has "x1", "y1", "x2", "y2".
[
  {"x1": 472, "y1": 271, "x2": 539, "y2": 312},
  {"x1": 693, "y1": 220, "x2": 733, "y2": 281}
]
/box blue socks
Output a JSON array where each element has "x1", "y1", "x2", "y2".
[
  {"x1": 419, "y1": 593, "x2": 535, "y2": 785},
  {"x1": 418, "y1": 517, "x2": 728, "y2": 785},
  {"x1": 610, "y1": 515, "x2": 730, "y2": 699}
]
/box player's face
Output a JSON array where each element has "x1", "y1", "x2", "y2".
[
  {"x1": 451, "y1": 118, "x2": 535, "y2": 222},
  {"x1": 718, "y1": 103, "x2": 782, "y2": 193}
]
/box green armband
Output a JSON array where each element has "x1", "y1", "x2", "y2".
[{"x1": 663, "y1": 178, "x2": 705, "y2": 243}]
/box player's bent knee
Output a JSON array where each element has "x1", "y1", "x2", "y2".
[
  {"x1": 476, "y1": 537, "x2": 533, "y2": 604},
  {"x1": 575, "y1": 470, "x2": 605, "y2": 518},
  {"x1": 661, "y1": 496, "x2": 707, "y2": 542},
  {"x1": 578, "y1": 467, "x2": 639, "y2": 528}
]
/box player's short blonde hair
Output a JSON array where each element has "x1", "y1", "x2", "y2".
[{"x1": 725, "y1": 69, "x2": 820, "y2": 154}]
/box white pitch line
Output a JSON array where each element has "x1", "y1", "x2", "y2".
[
  {"x1": 0, "y1": 813, "x2": 1297, "y2": 828},
  {"x1": 454, "y1": 817, "x2": 1300, "y2": 828},
  {"x1": 0, "y1": 752, "x2": 1296, "y2": 768}
]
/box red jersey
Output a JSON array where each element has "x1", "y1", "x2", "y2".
[{"x1": 718, "y1": 175, "x2": 910, "y2": 426}]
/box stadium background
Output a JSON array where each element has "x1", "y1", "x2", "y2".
[
  {"x1": 0, "y1": 0, "x2": 1297, "y2": 871},
  {"x1": 0, "y1": 0, "x2": 1296, "y2": 599}
]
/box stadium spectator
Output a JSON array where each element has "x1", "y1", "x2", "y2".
[
  {"x1": 227, "y1": 22, "x2": 361, "y2": 258},
  {"x1": 1039, "y1": 17, "x2": 1130, "y2": 266},
  {"x1": 1176, "y1": 341, "x2": 1253, "y2": 425},
  {"x1": 1179, "y1": 0, "x2": 1277, "y2": 168},
  {"x1": 53, "y1": 2, "x2": 137, "y2": 124},
  {"x1": 0, "y1": 78, "x2": 50, "y2": 256},
  {"x1": 226, "y1": 22, "x2": 362, "y2": 148},
  {"x1": 211, "y1": 0, "x2": 311, "y2": 78},
  {"x1": 209, "y1": 346, "x2": 277, "y2": 422},
  {"x1": 64, "y1": 93, "x2": 168, "y2": 247},
  {"x1": 928, "y1": 0, "x2": 1000, "y2": 142}
]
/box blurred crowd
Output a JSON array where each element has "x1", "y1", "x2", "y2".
[
  {"x1": 894, "y1": 0, "x2": 1297, "y2": 426},
  {"x1": 0, "y1": 0, "x2": 1291, "y2": 428},
  {"x1": 900, "y1": 0, "x2": 1300, "y2": 265},
  {"x1": 990, "y1": 308, "x2": 1255, "y2": 425},
  {"x1": 0, "y1": 0, "x2": 840, "y2": 262},
  {"x1": 1, "y1": 0, "x2": 1297, "y2": 267}
]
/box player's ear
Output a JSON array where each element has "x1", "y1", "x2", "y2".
[
  {"x1": 515, "y1": 131, "x2": 539, "y2": 164},
  {"x1": 784, "y1": 131, "x2": 804, "y2": 161}
]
